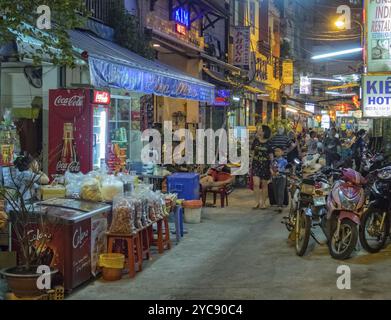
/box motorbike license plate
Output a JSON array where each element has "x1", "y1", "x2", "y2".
[{"x1": 313, "y1": 196, "x2": 326, "y2": 206}]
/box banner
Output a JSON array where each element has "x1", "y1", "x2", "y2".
[
  {"x1": 366, "y1": 1, "x2": 391, "y2": 72},
  {"x1": 300, "y1": 76, "x2": 311, "y2": 95},
  {"x1": 363, "y1": 75, "x2": 391, "y2": 117},
  {"x1": 233, "y1": 27, "x2": 250, "y2": 68},
  {"x1": 282, "y1": 60, "x2": 294, "y2": 85}
]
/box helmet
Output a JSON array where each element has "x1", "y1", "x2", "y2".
[{"x1": 342, "y1": 168, "x2": 366, "y2": 185}]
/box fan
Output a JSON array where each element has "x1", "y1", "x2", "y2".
[{"x1": 23, "y1": 66, "x2": 42, "y2": 88}]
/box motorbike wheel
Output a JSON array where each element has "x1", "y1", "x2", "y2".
[
  {"x1": 295, "y1": 209, "x2": 311, "y2": 256},
  {"x1": 359, "y1": 209, "x2": 390, "y2": 253},
  {"x1": 329, "y1": 219, "x2": 358, "y2": 260}
]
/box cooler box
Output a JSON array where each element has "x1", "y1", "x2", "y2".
[{"x1": 167, "y1": 173, "x2": 200, "y2": 200}]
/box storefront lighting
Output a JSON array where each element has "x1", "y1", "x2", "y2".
[
  {"x1": 309, "y1": 77, "x2": 341, "y2": 83},
  {"x1": 311, "y1": 48, "x2": 362, "y2": 60},
  {"x1": 153, "y1": 43, "x2": 160, "y2": 47},
  {"x1": 233, "y1": 96, "x2": 240, "y2": 101},
  {"x1": 286, "y1": 107, "x2": 298, "y2": 113},
  {"x1": 325, "y1": 91, "x2": 356, "y2": 97}
]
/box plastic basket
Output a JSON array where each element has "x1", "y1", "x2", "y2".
[{"x1": 99, "y1": 253, "x2": 125, "y2": 269}]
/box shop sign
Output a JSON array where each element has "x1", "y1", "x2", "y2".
[
  {"x1": 175, "y1": 23, "x2": 187, "y2": 35},
  {"x1": 282, "y1": 60, "x2": 294, "y2": 85},
  {"x1": 305, "y1": 103, "x2": 315, "y2": 113},
  {"x1": 300, "y1": 76, "x2": 311, "y2": 95},
  {"x1": 233, "y1": 27, "x2": 250, "y2": 68},
  {"x1": 92, "y1": 90, "x2": 110, "y2": 105},
  {"x1": 363, "y1": 75, "x2": 391, "y2": 117},
  {"x1": 173, "y1": 7, "x2": 190, "y2": 28},
  {"x1": 214, "y1": 90, "x2": 230, "y2": 106},
  {"x1": 366, "y1": 1, "x2": 391, "y2": 72},
  {"x1": 321, "y1": 114, "x2": 330, "y2": 129}
]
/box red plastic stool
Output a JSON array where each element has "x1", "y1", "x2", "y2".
[
  {"x1": 149, "y1": 217, "x2": 171, "y2": 254},
  {"x1": 106, "y1": 232, "x2": 142, "y2": 278}
]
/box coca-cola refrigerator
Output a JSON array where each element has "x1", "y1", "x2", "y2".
[{"x1": 48, "y1": 88, "x2": 111, "y2": 177}]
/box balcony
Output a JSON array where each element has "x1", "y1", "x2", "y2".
[
  {"x1": 85, "y1": 0, "x2": 124, "y2": 24},
  {"x1": 257, "y1": 40, "x2": 270, "y2": 57}
]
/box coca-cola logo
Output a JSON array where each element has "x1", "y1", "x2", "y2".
[
  {"x1": 93, "y1": 90, "x2": 110, "y2": 105},
  {"x1": 54, "y1": 95, "x2": 84, "y2": 107},
  {"x1": 73, "y1": 227, "x2": 89, "y2": 249},
  {"x1": 56, "y1": 161, "x2": 80, "y2": 173}
]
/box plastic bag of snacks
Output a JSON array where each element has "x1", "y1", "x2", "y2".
[
  {"x1": 109, "y1": 195, "x2": 135, "y2": 234},
  {"x1": 80, "y1": 177, "x2": 103, "y2": 202},
  {"x1": 133, "y1": 197, "x2": 143, "y2": 230},
  {"x1": 65, "y1": 171, "x2": 84, "y2": 199},
  {"x1": 101, "y1": 175, "x2": 124, "y2": 202}
]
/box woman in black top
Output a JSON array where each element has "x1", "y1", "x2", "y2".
[{"x1": 251, "y1": 125, "x2": 273, "y2": 209}]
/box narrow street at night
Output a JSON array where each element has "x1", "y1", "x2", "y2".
[{"x1": 68, "y1": 189, "x2": 391, "y2": 300}]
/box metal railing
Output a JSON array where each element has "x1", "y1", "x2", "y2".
[{"x1": 85, "y1": 0, "x2": 124, "y2": 24}]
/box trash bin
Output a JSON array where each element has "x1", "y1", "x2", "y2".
[{"x1": 182, "y1": 200, "x2": 203, "y2": 224}]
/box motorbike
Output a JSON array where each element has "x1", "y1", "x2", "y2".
[
  {"x1": 293, "y1": 164, "x2": 332, "y2": 256},
  {"x1": 296, "y1": 167, "x2": 367, "y2": 260},
  {"x1": 359, "y1": 166, "x2": 391, "y2": 253},
  {"x1": 360, "y1": 148, "x2": 386, "y2": 177},
  {"x1": 326, "y1": 168, "x2": 367, "y2": 259}
]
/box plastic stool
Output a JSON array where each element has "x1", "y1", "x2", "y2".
[
  {"x1": 106, "y1": 232, "x2": 142, "y2": 278},
  {"x1": 149, "y1": 217, "x2": 171, "y2": 253}
]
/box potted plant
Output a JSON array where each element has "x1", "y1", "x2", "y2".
[{"x1": 0, "y1": 169, "x2": 58, "y2": 298}]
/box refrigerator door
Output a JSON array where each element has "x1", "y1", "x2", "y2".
[{"x1": 93, "y1": 107, "x2": 108, "y2": 170}]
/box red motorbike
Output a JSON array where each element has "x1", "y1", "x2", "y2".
[{"x1": 325, "y1": 168, "x2": 367, "y2": 259}]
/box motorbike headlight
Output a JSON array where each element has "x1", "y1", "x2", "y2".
[{"x1": 338, "y1": 190, "x2": 356, "y2": 210}]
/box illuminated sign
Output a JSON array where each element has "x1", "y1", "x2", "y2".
[
  {"x1": 305, "y1": 103, "x2": 315, "y2": 113},
  {"x1": 363, "y1": 75, "x2": 391, "y2": 117},
  {"x1": 92, "y1": 90, "x2": 110, "y2": 105},
  {"x1": 173, "y1": 7, "x2": 189, "y2": 28},
  {"x1": 214, "y1": 89, "x2": 230, "y2": 106},
  {"x1": 175, "y1": 23, "x2": 187, "y2": 35}
]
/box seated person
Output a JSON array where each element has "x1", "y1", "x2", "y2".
[
  {"x1": 13, "y1": 154, "x2": 49, "y2": 203},
  {"x1": 200, "y1": 168, "x2": 231, "y2": 189}
]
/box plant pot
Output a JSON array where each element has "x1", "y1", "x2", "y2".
[{"x1": 0, "y1": 266, "x2": 58, "y2": 298}]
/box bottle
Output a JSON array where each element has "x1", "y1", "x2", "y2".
[{"x1": 56, "y1": 123, "x2": 80, "y2": 174}]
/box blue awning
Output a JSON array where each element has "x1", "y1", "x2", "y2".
[{"x1": 68, "y1": 30, "x2": 215, "y2": 103}]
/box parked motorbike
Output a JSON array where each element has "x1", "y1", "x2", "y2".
[
  {"x1": 359, "y1": 166, "x2": 391, "y2": 253},
  {"x1": 296, "y1": 167, "x2": 367, "y2": 260},
  {"x1": 326, "y1": 168, "x2": 367, "y2": 259},
  {"x1": 360, "y1": 148, "x2": 386, "y2": 177}
]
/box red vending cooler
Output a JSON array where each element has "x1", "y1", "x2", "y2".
[{"x1": 48, "y1": 88, "x2": 111, "y2": 177}]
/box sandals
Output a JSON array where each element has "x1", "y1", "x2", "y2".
[{"x1": 252, "y1": 204, "x2": 260, "y2": 210}]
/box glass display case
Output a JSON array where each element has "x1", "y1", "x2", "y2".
[
  {"x1": 109, "y1": 95, "x2": 142, "y2": 164},
  {"x1": 93, "y1": 107, "x2": 108, "y2": 169}
]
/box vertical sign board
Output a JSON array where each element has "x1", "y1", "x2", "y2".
[
  {"x1": 233, "y1": 27, "x2": 251, "y2": 68},
  {"x1": 363, "y1": 75, "x2": 391, "y2": 117},
  {"x1": 282, "y1": 60, "x2": 294, "y2": 85},
  {"x1": 300, "y1": 76, "x2": 311, "y2": 95},
  {"x1": 366, "y1": 1, "x2": 391, "y2": 72}
]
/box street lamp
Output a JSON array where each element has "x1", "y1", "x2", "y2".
[{"x1": 335, "y1": 19, "x2": 364, "y2": 55}]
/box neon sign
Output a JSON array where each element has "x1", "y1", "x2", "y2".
[
  {"x1": 175, "y1": 23, "x2": 187, "y2": 35},
  {"x1": 173, "y1": 7, "x2": 189, "y2": 28}
]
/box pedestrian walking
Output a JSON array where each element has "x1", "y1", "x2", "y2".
[{"x1": 251, "y1": 125, "x2": 273, "y2": 209}]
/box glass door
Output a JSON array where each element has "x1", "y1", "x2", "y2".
[{"x1": 93, "y1": 107, "x2": 108, "y2": 169}]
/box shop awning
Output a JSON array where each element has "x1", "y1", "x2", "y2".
[{"x1": 69, "y1": 30, "x2": 215, "y2": 103}]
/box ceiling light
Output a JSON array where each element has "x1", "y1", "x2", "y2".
[
  {"x1": 309, "y1": 77, "x2": 341, "y2": 83},
  {"x1": 153, "y1": 43, "x2": 160, "y2": 47}
]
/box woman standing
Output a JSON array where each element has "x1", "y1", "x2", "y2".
[
  {"x1": 251, "y1": 125, "x2": 273, "y2": 209},
  {"x1": 287, "y1": 131, "x2": 301, "y2": 163}
]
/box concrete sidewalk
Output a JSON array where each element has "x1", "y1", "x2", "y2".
[{"x1": 68, "y1": 189, "x2": 391, "y2": 300}]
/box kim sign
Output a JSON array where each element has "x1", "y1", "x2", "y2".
[{"x1": 363, "y1": 75, "x2": 391, "y2": 117}]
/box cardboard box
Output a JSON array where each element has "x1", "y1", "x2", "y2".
[{"x1": 0, "y1": 251, "x2": 16, "y2": 269}]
